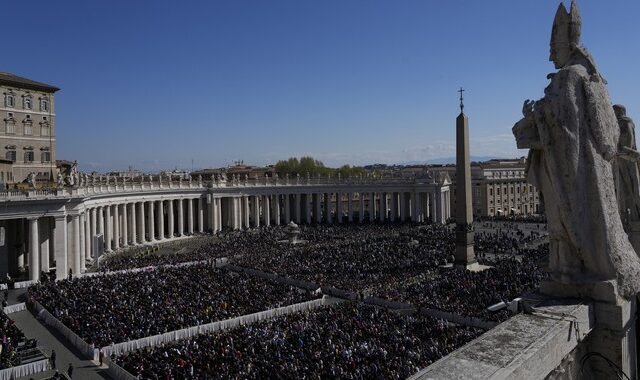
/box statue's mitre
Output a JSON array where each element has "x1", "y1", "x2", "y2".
[{"x1": 551, "y1": 0, "x2": 582, "y2": 45}]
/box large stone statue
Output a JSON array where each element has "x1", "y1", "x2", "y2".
[
  {"x1": 613, "y1": 105, "x2": 640, "y2": 254},
  {"x1": 512, "y1": 0, "x2": 640, "y2": 299}
]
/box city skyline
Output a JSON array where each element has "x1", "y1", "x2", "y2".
[{"x1": 3, "y1": 0, "x2": 639, "y2": 172}]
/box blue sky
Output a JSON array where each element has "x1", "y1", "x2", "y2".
[{"x1": 4, "y1": 0, "x2": 639, "y2": 172}]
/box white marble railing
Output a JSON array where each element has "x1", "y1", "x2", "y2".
[{"x1": 0, "y1": 176, "x2": 436, "y2": 201}]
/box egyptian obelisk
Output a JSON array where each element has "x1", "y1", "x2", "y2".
[{"x1": 455, "y1": 88, "x2": 477, "y2": 268}]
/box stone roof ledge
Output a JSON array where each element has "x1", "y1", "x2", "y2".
[{"x1": 411, "y1": 298, "x2": 593, "y2": 380}]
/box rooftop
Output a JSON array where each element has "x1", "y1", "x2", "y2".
[{"x1": 0, "y1": 72, "x2": 60, "y2": 93}]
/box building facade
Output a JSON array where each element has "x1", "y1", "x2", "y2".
[
  {"x1": 430, "y1": 158, "x2": 541, "y2": 218},
  {"x1": 1, "y1": 72, "x2": 59, "y2": 184}
]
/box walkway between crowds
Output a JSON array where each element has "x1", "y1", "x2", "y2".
[{"x1": 11, "y1": 307, "x2": 110, "y2": 379}]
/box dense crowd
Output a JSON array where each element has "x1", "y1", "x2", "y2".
[
  {"x1": 100, "y1": 236, "x2": 234, "y2": 271},
  {"x1": 381, "y1": 247, "x2": 549, "y2": 322},
  {"x1": 114, "y1": 303, "x2": 481, "y2": 379},
  {"x1": 28, "y1": 265, "x2": 318, "y2": 347},
  {"x1": 0, "y1": 312, "x2": 24, "y2": 369}
]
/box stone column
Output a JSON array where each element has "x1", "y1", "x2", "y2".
[
  {"x1": 302, "y1": 194, "x2": 310, "y2": 224},
  {"x1": 210, "y1": 197, "x2": 217, "y2": 232},
  {"x1": 430, "y1": 192, "x2": 437, "y2": 223},
  {"x1": 325, "y1": 193, "x2": 333, "y2": 224},
  {"x1": 272, "y1": 194, "x2": 281, "y2": 225},
  {"x1": 314, "y1": 194, "x2": 322, "y2": 224},
  {"x1": 347, "y1": 193, "x2": 353, "y2": 223},
  {"x1": 79, "y1": 213, "x2": 86, "y2": 271},
  {"x1": 148, "y1": 201, "x2": 156, "y2": 242},
  {"x1": 336, "y1": 192, "x2": 343, "y2": 223},
  {"x1": 178, "y1": 199, "x2": 185, "y2": 236},
  {"x1": 368, "y1": 192, "x2": 375, "y2": 222},
  {"x1": 138, "y1": 202, "x2": 146, "y2": 243},
  {"x1": 412, "y1": 192, "x2": 420, "y2": 222},
  {"x1": 84, "y1": 210, "x2": 91, "y2": 262},
  {"x1": 188, "y1": 198, "x2": 194, "y2": 235},
  {"x1": 295, "y1": 194, "x2": 302, "y2": 223},
  {"x1": 16, "y1": 220, "x2": 24, "y2": 269},
  {"x1": 158, "y1": 200, "x2": 165, "y2": 240},
  {"x1": 167, "y1": 199, "x2": 174, "y2": 238},
  {"x1": 89, "y1": 207, "x2": 98, "y2": 246},
  {"x1": 122, "y1": 203, "x2": 128, "y2": 247},
  {"x1": 243, "y1": 196, "x2": 250, "y2": 229},
  {"x1": 104, "y1": 206, "x2": 112, "y2": 251},
  {"x1": 113, "y1": 204, "x2": 120, "y2": 250},
  {"x1": 130, "y1": 203, "x2": 137, "y2": 244},
  {"x1": 54, "y1": 216, "x2": 67, "y2": 280},
  {"x1": 390, "y1": 193, "x2": 398, "y2": 222},
  {"x1": 263, "y1": 195, "x2": 271, "y2": 226},
  {"x1": 399, "y1": 192, "x2": 407, "y2": 222},
  {"x1": 70, "y1": 215, "x2": 81, "y2": 276},
  {"x1": 359, "y1": 193, "x2": 365, "y2": 222},
  {"x1": 39, "y1": 218, "x2": 50, "y2": 272},
  {"x1": 216, "y1": 198, "x2": 223, "y2": 232},
  {"x1": 379, "y1": 192, "x2": 386, "y2": 222},
  {"x1": 28, "y1": 218, "x2": 39, "y2": 281},
  {"x1": 284, "y1": 194, "x2": 291, "y2": 224},
  {"x1": 97, "y1": 207, "x2": 103, "y2": 237},
  {"x1": 197, "y1": 198, "x2": 204, "y2": 233},
  {"x1": 252, "y1": 196, "x2": 261, "y2": 228}
]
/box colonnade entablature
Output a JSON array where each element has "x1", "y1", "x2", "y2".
[{"x1": 0, "y1": 177, "x2": 451, "y2": 282}]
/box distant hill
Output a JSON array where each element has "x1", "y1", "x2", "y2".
[{"x1": 399, "y1": 156, "x2": 503, "y2": 165}]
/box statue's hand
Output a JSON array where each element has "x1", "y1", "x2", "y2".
[{"x1": 522, "y1": 100, "x2": 535, "y2": 118}]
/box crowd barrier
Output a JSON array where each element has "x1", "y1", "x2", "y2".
[
  {"x1": 29, "y1": 300, "x2": 99, "y2": 360},
  {"x1": 0, "y1": 357, "x2": 49, "y2": 380},
  {"x1": 419, "y1": 308, "x2": 498, "y2": 330},
  {"x1": 102, "y1": 296, "x2": 329, "y2": 358},
  {"x1": 364, "y1": 297, "x2": 416, "y2": 310},
  {"x1": 3, "y1": 302, "x2": 26, "y2": 314},
  {"x1": 226, "y1": 265, "x2": 321, "y2": 292},
  {"x1": 80, "y1": 257, "x2": 228, "y2": 279},
  {"x1": 15, "y1": 280, "x2": 37, "y2": 289}
]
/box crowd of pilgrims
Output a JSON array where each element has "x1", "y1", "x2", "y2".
[
  {"x1": 0, "y1": 312, "x2": 24, "y2": 369},
  {"x1": 27, "y1": 265, "x2": 319, "y2": 348},
  {"x1": 113, "y1": 303, "x2": 481, "y2": 380},
  {"x1": 380, "y1": 247, "x2": 549, "y2": 322},
  {"x1": 96, "y1": 223, "x2": 549, "y2": 321},
  {"x1": 27, "y1": 221, "x2": 549, "y2": 377}
]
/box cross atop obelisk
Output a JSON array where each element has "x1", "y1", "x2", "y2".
[{"x1": 455, "y1": 88, "x2": 477, "y2": 269}]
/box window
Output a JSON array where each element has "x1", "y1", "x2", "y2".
[
  {"x1": 24, "y1": 151, "x2": 34, "y2": 163},
  {"x1": 24, "y1": 96, "x2": 32, "y2": 110},
  {"x1": 4, "y1": 93, "x2": 15, "y2": 108},
  {"x1": 40, "y1": 98, "x2": 49, "y2": 112},
  {"x1": 41, "y1": 124, "x2": 49, "y2": 136},
  {"x1": 41, "y1": 151, "x2": 51, "y2": 163},
  {"x1": 5, "y1": 150, "x2": 16, "y2": 162},
  {"x1": 5, "y1": 122, "x2": 15, "y2": 134}
]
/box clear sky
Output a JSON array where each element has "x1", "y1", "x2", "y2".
[{"x1": 4, "y1": 0, "x2": 639, "y2": 172}]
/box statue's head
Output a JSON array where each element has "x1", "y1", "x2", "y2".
[
  {"x1": 613, "y1": 104, "x2": 627, "y2": 119},
  {"x1": 550, "y1": 1, "x2": 581, "y2": 69}
]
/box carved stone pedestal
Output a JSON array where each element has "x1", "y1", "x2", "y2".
[{"x1": 541, "y1": 280, "x2": 637, "y2": 379}]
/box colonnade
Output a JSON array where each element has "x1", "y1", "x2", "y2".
[{"x1": 4, "y1": 187, "x2": 451, "y2": 282}]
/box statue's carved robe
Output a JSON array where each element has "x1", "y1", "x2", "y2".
[{"x1": 514, "y1": 63, "x2": 640, "y2": 298}]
